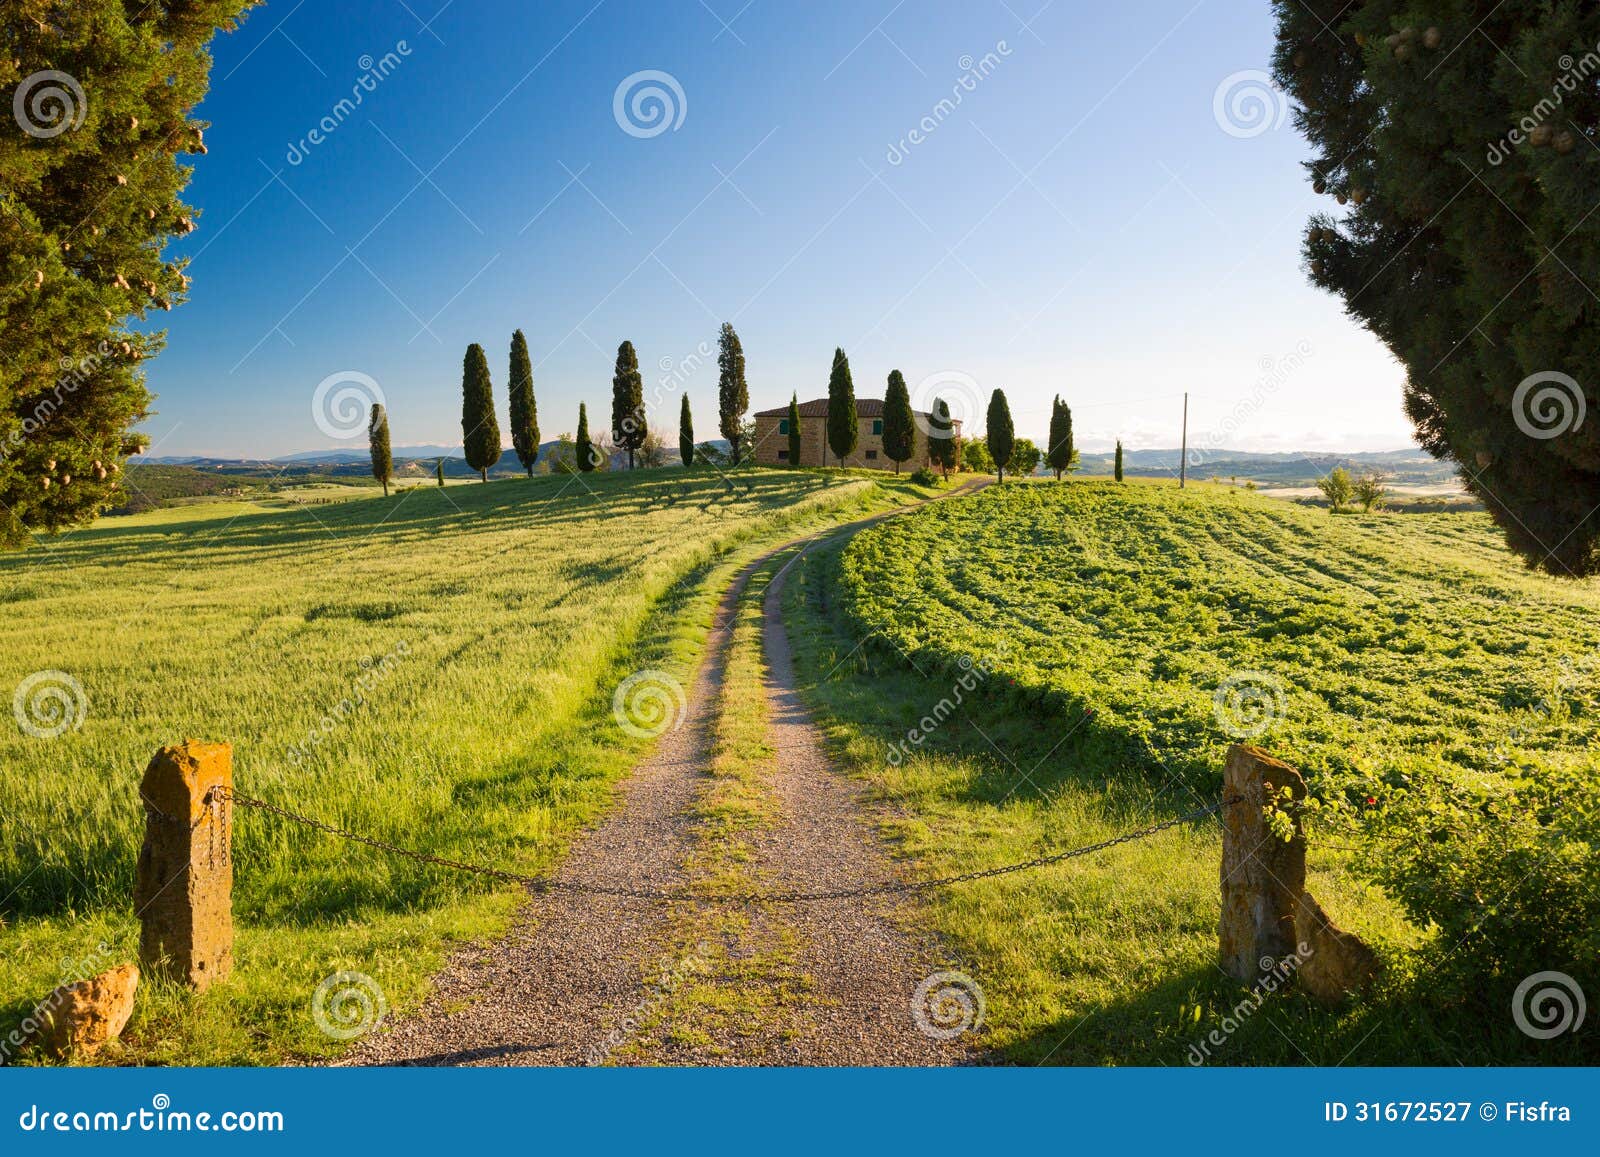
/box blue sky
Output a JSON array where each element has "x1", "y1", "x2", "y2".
[{"x1": 147, "y1": 0, "x2": 1415, "y2": 458}]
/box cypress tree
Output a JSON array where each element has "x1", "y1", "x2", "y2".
[
  {"x1": 576, "y1": 402, "x2": 596, "y2": 473},
  {"x1": 929, "y1": 397, "x2": 957, "y2": 479},
  {"x1": 1114, "y1": 440, "x2": 1124, "y2": 482},
  {"x1": 508, "y1": 329, "x2": 539, "y2": 476},
  {"x1": 787, "y1": 392, "x2": 802, "y2": 467},
  {"x1": 1046, "y1": 395, "x2": 1074, "y2": 480},
  {"x1": 679, "y1": 394, "x2": 695, "y2": 468},
  {"x1": 0, "y1": 2, "x2": 256, "y2": 547},
  {"x1": 826, "y1": 348, "x2": 857, "y2": 468},
  {"x1": 612, "y1": 340, "x2": 646, "y2": 469},
  {"x1": 436, "y1": 458, "x2": 446, "y2": 487},
  {"x1": 461, "y1": 343, "x2": 501, "y2": 482},
  {"x1": 717, "y1": 323, "x2": 749, "y2": 465},
  {"x1": 882, "y1": 370, "x2": 916, "y2": 473},
  {"x1": 986, "y1": 389, "x2": 1015, "y2": 483},
  {"x1": 368, "y1": 404, "x2": 392, "y2": 497}
]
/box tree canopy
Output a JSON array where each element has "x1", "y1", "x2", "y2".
[
  {"x1": 826, "y1": 348, "x2": 857, "y2": 467},
  {"x1": 508, "y1": 329, "x2": 539, "y2": 475}
]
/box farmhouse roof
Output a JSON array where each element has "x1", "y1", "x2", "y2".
[{"x1": 753, "y1": 397, "x2": 961, "y2": 424}]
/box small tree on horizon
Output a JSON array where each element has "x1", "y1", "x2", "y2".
[
  {"x1": 461, "y1": 343, "x2": 501, "y2": 482},
  {"x1": 786, "y1": 393, "x2": 803, "y2": 467},
  {"x1": 679, "y1": 394, "x2": 695, "y2": 469},
  {"x1": 576, "y1": 403, "x2": 597, "y2": 472},
  {"x1": 717, "y1": 323, "x2": 749, "y2": 465},
  {"x1": 368, "y1": 404, "x2": 392, "y2": 497},
  {"x1": 435, "y1": 458, "x2": 445, "y2": 487},
  {"x1": 1352, "y1": 471, "x2": 1388, "y2": 513},
  {"x1": 929, "y1": 397, "x2": 958, "y2": 479},
  {"x1": 986, "y1": 389, "x2": 1015, "y2": 483},
  {"x1": 882, "y1": 370, "x2": 916, "y2": 474},
  {"x1": 1318, "y1": 466, "x2": 1354, "y2": 512},
  {"x1": 1046, "y1": 395, "x2": 1074, "y2": 480},
  {"x1": 612, "y1": 340, "x2": 646, "y2": 469},
  {"x1": 1114, "y1": 440, "x2": 1124, "y2": 482},
  {"x1": 508, "y1": 330, "x2": 540, "y2": 476},
  {"x1": 826, "y1": 348, "x2": 858, "y2": 468}
]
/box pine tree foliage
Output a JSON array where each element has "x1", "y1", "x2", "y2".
[
  {"x1": 368, "y1": 403, "x2": 392, "y2": 497},
  {"x1": 717, "y1": 322, "x2": 748, "y2": 465},
  {"x1": 787, "y1": 392, "x2": 802, "y2": 467},
  {"x1": 679, "y1": 393, "x2": 694, "y2": 468},
  {"x1": 611, "y1": 339, "x2": 645, "y2": 469},
  {"x1": 929, "y1": 397, "x2": 958, "y2": 478},
  {"x1": 0, "y1": 1, "x2": 258, "y2": 547},
  {"x1": 986, "y1": 388, "x2": 1015, "y2": 483},
  {"x1": 576, "y1": 402, "x2": 596, "y2": 473},
  {"x1": 1273, "y1": 1, "x2": 1600, "y2": 574},
  {"x1": 508, "y1": 329, "x2": 539, "y2": 475},
  {"x1": 1046, "y1": 394, "x2": 1074, "y2": 479},
  {"x1": 1114, "y1": 440, "x2": 1124, "y2": 482},
  {"x1": 826, "y1": 347, "x2": 857, "y2": 467},
  {"x1": 461, "y1": 343, "x2": 500, "y2": 481},
  {"x1": 882, "y1": 369, "x2": 916, "y2": 473}
]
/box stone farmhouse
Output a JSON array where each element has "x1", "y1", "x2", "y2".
[{"x1": 750, "y1": 398, "x2": 963, "y2": 471}]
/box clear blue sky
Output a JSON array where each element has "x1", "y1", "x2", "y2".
[{"x1": 147, "y1": 0, "x2": 1415, "y2": 458}]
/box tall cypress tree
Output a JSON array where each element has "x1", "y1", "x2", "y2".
[
  {"x1": 882, "y1": 370, "x2": 916, "y2": 474},
  {"x1": 717, "y1": 322, "x2": 749, "y2": 465},
  {"x1": 576, "y1": 402, "x2": 596, "y2": 473},
  {"x1": 436, "y1": 458, "x2": 446, "y2": 487},
  {"x1": 787, "y1": 392, "x2": 802, "y2": 467},
  {"x1": 508, "y1": 329, "x2": 539, "y2": 476},
  {"x1": 461, "y1": 343, "x2": 500, "y2": 482},
  {"x1": 826, "y1": 348, "x2": 857, "y2": 468},
  {"x1": 1114, "y1": 440, "x2": 1124, "y2": 482},
  {"x1": 0, "y1": 2, "x2": 257, "y2": 547},
  {"x1": 1046, "y1": 395, "x2": 1074, "y2": 480},
  {"x1": 986, "y1": 389, "x2": 1015, "y2": 484},
  {"x1": 368, "y1": 403, "x2": 392, "y2": 497},
  {"x1": 679, "y1": 394, "x2": 695, "y2": 468},
  {"x1": 611, "y1": 340, "x2": 646, "y2": 469},
  {"x1": 929, "y1": 397, "x2": 957, "y2": 479}
]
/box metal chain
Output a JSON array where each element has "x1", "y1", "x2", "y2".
[{"x1": 216, "y1": 787, "x2": 1239, "y2": 905}]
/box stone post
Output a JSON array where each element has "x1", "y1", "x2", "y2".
[
  {"x1": 133, "y1": 741, "x2": 233, "y2": 990},
  {"x1": 1218, "y1": 744, "x2": 1306, "y2": 980}
]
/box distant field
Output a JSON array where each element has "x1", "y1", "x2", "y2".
[
  {"x1": 0, "y1": 467, "x2": 931, "y2": 1063},
  {"x1": 782, "y1": 479, "x2": 1599, "y2": 1063}
]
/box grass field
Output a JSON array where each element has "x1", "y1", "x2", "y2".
[
  {"x1": 783, "y1": 478, "x2": 1599, "y2": 1064},
  {"x1": 0, "y1": 467, "x2": 937, "y2": 1064}
]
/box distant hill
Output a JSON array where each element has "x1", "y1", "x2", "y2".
[{"x1": 1073, "y1": 447, "x2": 1457, "y2": 488}]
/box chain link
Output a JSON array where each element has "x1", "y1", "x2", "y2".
[{"x1": 213, "y1": 787, "x2": 1239, "y2": 905}]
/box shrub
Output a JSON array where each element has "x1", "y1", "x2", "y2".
[
  {"x1": 1317, "y1": 466, "x2": 1354, "y2": 511},
  {"x1": 909, "y1": 467, "x2": 941, "y2": 487}
]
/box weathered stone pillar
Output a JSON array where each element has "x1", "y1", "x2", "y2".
[
  {"x1": 133, "y1": 741, "x2": 233, "y2": 989},
  {"x1": 1219, "y1": 744, "x2": 1306, "y2": 980}
]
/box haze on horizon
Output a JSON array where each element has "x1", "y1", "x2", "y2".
[{"x1": 146, "y1": 0, "x2": 1420, "y2": 461}]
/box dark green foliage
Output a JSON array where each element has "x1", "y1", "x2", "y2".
[
  {"x1": 826, "y1": 348, "x2": 857, "y2": 467},
  {"x1": 962, "y1": 439, "x2": 994, "y2": 474},
  {"x1": 787, "y1": 392, "x2": 802, "y2": 467},
  {"x1": 881, "y1": 370, "x2": 916, "y2": 473},
  {"x1": 986, "y1": 389, "x2": 1014, "y2": 482},
  {"x1": 508, "y1": 329, "x2": 539, "y2": 475},
  {"x1": 611, "y1": 340, "x2": 645, "y2": 469},
  {"x1": 1272, "y1": 1, "x2": 1600, "y2": 574},
  {"x1": 1046, "y1": 395, "x2": 1074, "y2": 479},
  {"x1": 1114, "y1": 440, "x2": 1124, "y2": 482},
  {"x1": 0, "y1": 0, "x2": 258, "y2": 547},
  {"x1": 575, "y1": 402, "x2": 595, "y2": 473},
  {"x1": 460, "y1": 343, "x2": 500, "y2": 482},
  {"x1": 909, "y1": 467, "x2": 940, "y2": 487},
  {"x1": 928, "y1": 397, "x2": 958, "y2": 479},
  {"x1": 368, "y1": 404, "x2": 392, "y2": 497},
  {"x1": 1011, "y1": 437, "x2": 1042, "y2": 476},
  {"x1": 717, "y1": 322, "x2": 748, "y2": 465},
  {"x1": 436, "y1": 458, "x2": 445, "y2": 487},
  {"x1": 679, "y1": 394, "x2": 694, "y2": 468}
]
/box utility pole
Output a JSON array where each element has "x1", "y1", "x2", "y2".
[{"x1": 1179, "y1": 391, "x2": 1188, "y2": 489}]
